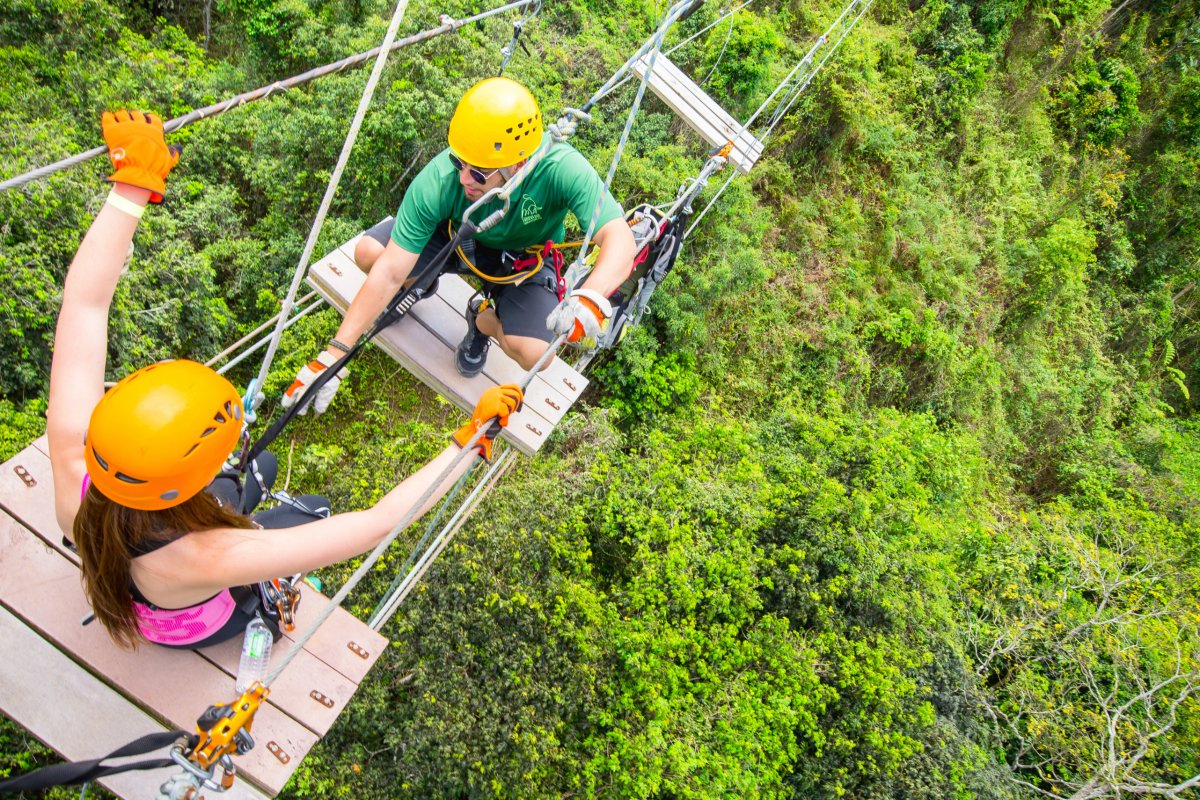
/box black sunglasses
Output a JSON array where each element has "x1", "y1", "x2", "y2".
[{"x1": 448, "y1": 153, "x2": 501, "y2": 185}]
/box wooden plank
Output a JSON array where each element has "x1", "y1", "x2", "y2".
[
  {"x1": 434, "y1": 274, "x2": 591, "y2": 404},
  {"x1": 0, "y1": 606, "x2": 271, "y2": 800},
  {"x1": 0, "y1": 518, "x2": 315, "y2": 795},
  {"x1": 285, "y1": 588, "x2": 387, "y2": 686},
  {"x1": 406, "y1": 289, "x2": 577, "y2": 426},
  {"x1": 633, "y1": 55, "x2": 763, "y2": 174},
  {"x1": 0, "y1": 445, "x2": 382, "y2": 709},
  {"x1": 0, "y1": 444, "x2": 62, "y2": 548},
  {"x1": 308, "y1": 248, "x2": 591, "y2": 455}
]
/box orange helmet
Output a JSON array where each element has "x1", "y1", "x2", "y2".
[
  {"x1": 447, "y1": 77, "x2": 543, "y2": 169},
  {"x1": 84, "y1": 360, "x2": 244, "y2": 511}
]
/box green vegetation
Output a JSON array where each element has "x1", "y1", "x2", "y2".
[{"x1": 3, "y1": 0, "x2": 1200, "y2": 797}]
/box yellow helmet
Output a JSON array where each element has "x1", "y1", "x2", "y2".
[
  {"x1": 447, "y1": 77, "x2": 543, "y2": 169},
  {"x1": 85, "y1": 360, "x2": 244, "y2": 511}
]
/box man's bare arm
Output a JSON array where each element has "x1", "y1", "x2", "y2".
[
  {"x1": 580, "y1": 216, "x2": 637, "y2": 297},
  {"x1": 327, "y1": 241, "x2": 421, "y2": 357}
]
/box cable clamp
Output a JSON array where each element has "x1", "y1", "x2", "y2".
[{"x1": 172, "y1": 682, "x2": 269, "y2": 794}]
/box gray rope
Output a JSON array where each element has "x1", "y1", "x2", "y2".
[
  {"x1": 265, "y1": 332, "x2": 566, "y2": 686},
  {"x1": 368, "y1": 446, "x2": 515, "y2": 630},
  {"x1": 0, "y1": 0, "x2": 539, "y2": 193},
  {"x1": 566, "y1": 0, "x2": 699, "y2": 288},
  {"x1": 696, "y1": 4, "x2": 739, "y2": 88},
  {"x1": 686, "y1": 0, "x2": 873, "y2": 237}
]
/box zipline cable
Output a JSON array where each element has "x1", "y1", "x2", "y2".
[
  {"x1": 567, "y1": 0, "x2": 696, "y2": 287},
  {"x1": 0, "y1": 0, "x2": 539, "y2": 193},
  {"x1": 369, "y1": 446, "x2": 516, "y2": 629},
  {"x1": 686, "y1": 0, "x2": 873, "y2": 237},
  {"x1": 264, "y1": 332, "x2": 566, "y2": 685}
]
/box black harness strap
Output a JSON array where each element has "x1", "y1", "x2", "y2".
[
  {"x1": 0, "y1": 730, "x2": 190, "y2": 793},
  {"x1": 236, "y1": 219, "x2": 478, "y2": 495}
]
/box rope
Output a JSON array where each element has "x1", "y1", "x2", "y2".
[
  {"x1": 368, "y1": 445, "x2": 516, "y2": 629},
  {"x1": 686, "y1": 0, "x2": 874, "y2": 237},
  {"x1": 0, "y1": 0, "x2": 540, "y2": 193},
  {"x1": 566, "y1": 0, "x2": 700, "y2": 290},
  {"x1": 265, "y1": 331, "x2": 567, "y2": 685},
  {"x1": 696, "y1": 5, "x2": 738, "y2": 88},
  {"x1": 243, "y1": 0, "x2": 412, "y2": 423}
]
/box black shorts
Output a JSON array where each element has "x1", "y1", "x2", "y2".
[{"x1": 365, "y1": 217, "x2": 560, "y2": 343}]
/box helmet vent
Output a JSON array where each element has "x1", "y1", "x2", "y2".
[
  {"x1": 200, "y1": 427, "x2": 217, "y2": 438},
  {"x1": 92, "y1": 449, "x2": 110, "y2": 471},
  {"x1": 160, "y1": 490, "x2": 179, "y2": 502},
  {"x1": 183, "y1": 443, "x2": 200, "y2": 458},
  {"x1": 115, "y1": 472, "x2": 147, "y2": 485},
  {"x1": 214, "y1": 411, "x2": 226, "y2": 423}
]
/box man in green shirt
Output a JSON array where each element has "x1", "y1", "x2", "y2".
[{"x1": 283, "y1": 77, "x2": 637, "y2": 414}]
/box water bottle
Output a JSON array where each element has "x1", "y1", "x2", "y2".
[{"x1": 235, "y1": 617, "x2": 272, "y2": 694}]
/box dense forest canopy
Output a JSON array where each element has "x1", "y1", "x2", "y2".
[{"x1": 2, "y1": 0, "x2": 1200, "y2": 797}]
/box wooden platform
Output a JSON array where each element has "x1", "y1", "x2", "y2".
[
  {"x1": 306, "y1": 231, "x2": 588, "y2": 456},
  {"x1": 0, "y1": 439, "x2": 388, "y2": 798},
  {"x1": 633, "y1": 54, "x2": 764, "y2": 174}
]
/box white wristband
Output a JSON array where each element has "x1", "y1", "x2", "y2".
[{"x1": 105, "y1": 189, "x2": 146, "y2": 219}]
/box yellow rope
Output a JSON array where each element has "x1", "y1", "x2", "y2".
[{"x1": 448, "y1": 220, "x2": 583, "y2": 285}]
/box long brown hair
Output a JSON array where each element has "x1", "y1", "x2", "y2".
[{"x1": 74, "y1": 483, "x2": 254, "y2": 648}]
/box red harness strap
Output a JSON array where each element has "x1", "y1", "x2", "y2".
[{"x1": 511, "y1": 240, "x2": 567, "y2": 300}]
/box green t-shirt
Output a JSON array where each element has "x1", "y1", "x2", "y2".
[{"x1": 391, "y1": 135, "x2": 624, "y2": 254}]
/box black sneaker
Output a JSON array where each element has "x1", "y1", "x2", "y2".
[{"x1": 455, "y1": 298, "x2": 490, "y2": 377}]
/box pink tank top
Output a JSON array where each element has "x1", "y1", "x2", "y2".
[
  {"x1": 82, "y1": 474, "x2": 239, "y2": 646},
  {"x1": 133, "y1": 590, "x2": 238, "y2": 646}
]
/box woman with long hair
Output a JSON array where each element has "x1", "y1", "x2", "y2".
[{"x1": 47, "y1": 110, "x2": 522, "y2": 649}]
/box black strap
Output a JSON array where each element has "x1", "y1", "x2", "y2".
[
  {"x1": 0, "y1": 730, "x2": 189, "y2": 793},
  {"x1": 237, "y1": 219, "x2": 477, "y2": 490}
]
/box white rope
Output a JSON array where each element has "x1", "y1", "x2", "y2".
[
  {"x1": 566, "y1": 0, "x2": 699, "y2": 288},
  {"x1": 245, "y1": 0, "x2": 413, "y2": 421},
  {"x1": 265, "y1": 332, "x2": 566, "y2": 685}
]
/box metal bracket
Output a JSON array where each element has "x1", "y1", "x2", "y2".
[
  {"x1": 526, "y1": 423, "x2": 543, "y2": 436},
  {"x1": 267, "y1": 741, "x2": 290, "y2": 764},
  {"x1": 310, "y1": 690, "x2": 334, "y2": 709},
  {"x1": 347, "y1": 641, "x2": 370, "y2": 660},
  {"x1": 13, "y1": 465, "x2": 35, "y2": 487}
]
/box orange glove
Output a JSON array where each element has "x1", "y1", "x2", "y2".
[
  {"x1": 101, "y1": 110, "x2": 181, "y2": 203},
  {"x1": 545, "y1": 288, "x2": 613, "y2": 343},
  {"x1": 452, "y1": 384, "x2": 524, "y2": 461}
]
